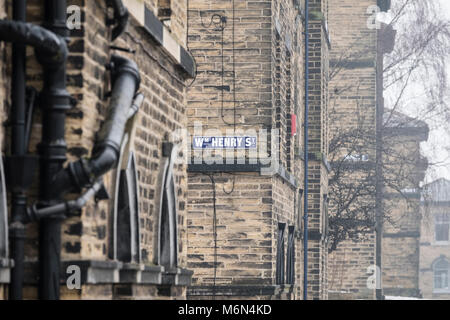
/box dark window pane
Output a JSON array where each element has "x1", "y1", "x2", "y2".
[
  {"x1": 435, "y1": 223, "x2": 449, "y2": 242},
  {"x1": 435, "y1": 270, "x2": 449, "y2": 289},
  {"x1": 159, "y1": 143, "x2": 178, "y2": 268},
  {"x1": 276, "y1": 223, "x2": 286, "y2": 285},
  {"x1": 116, "y1": 153, "x2": 141, "y2": 263},
  {"x1": 286, "y1": 226, "x2": 295, "y2": 284}
]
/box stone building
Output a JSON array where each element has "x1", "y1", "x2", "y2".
[
  {"x1": 381, "y1": 111, "x2": 429, "y2": 298},
  {"x1": 327, "y1": 0, "x2": 388, "y2": 300},
  {"x1": 325, "y1": 0, "x2": 428, "y2": 300},
  {"x1": 0, "y1": 0, "x2": 195, "y2": 300},
  {"x1": 185, "y1": 0, "x2": 330, "y2": 300},
  {"x1": 419, "y1": 178, "x2": 450, "y2": 299},
  {"x1": 0, "y1": 0, "x2": 412, "y2": 301}
]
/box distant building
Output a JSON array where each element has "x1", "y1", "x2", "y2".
[
  {"x1": 186, "y1": 0, "x2": 330, "y2": 300},
  {"x1": 420, "y1": 178, "x2": 450, "y2": 299},
  {"x1": 381, "y1": 111, "x2": 429, "y2": 298},
  {"x1": 327, "y1": 0, "x2": 392, "y2": 300}
]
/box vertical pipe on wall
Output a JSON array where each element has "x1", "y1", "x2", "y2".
[
  {"x1": 9, "y1": 0, "x2": 27, "y2": 301},
  {"x1": 38, "y1": 0, "x2": 70, "y2": 300},
  {"x1": 375, "y1": 27, "x2": 384, "y2": 302},
  {"x1": 303, "y1": 0, "x2": 309, "y2": 301}
]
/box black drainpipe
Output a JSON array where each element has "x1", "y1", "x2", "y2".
[
  {"x1": 8, "y1": 0, "x2": 27, "y2": 301},
  {"x1": 24, "y1": 56, "x2": 142, "y2": 250},
  {"x1": 37, "y1": 0, "x2": 71, "y2": 300},
  {"x1": 36, "y1": 0, "x2": 131, "y2": 300},
  {"x1": 0, "y1": 0, "x2": 133, "y2": 300},
  {"x1": 0, "y1": 4, "x2": 68, "y2": 301},
  {"x1": 52, "y1": 55, "x2": 141, "y2": 196}
]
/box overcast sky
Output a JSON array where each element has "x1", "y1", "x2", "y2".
[
  {"x1": 379, "y1": 0, "x2": 450, "y2": 184},
  {"x1": 422, "y1": 0, "x2": 450, "y2": 182}
]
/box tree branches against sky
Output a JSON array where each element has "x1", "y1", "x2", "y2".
[{"x1": 379, "y1": 0, "x2": 450, "y2": 181}]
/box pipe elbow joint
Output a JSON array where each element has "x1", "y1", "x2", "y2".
[
  {"x1": 53, "y1": 158, "x2": 93, "y2": 194},
  {"x1": 112, "y1": 8, "x2": 129, "y2": 41},
  {"x1": 52, "y1": 54, "x2": 141, "y2": 196},
  {"x1": 106, "y1": 0, "x2": 129, "y2": 41},
  {"x1": 110, "y1": 54, "x2": 141, "y2": 89},
  {"x1": 35, "y1": 37, "x2": 68, "y2": 66},
  {"x1": 89, "y1": 146, "x2": 119, "y2": 178},
  {"x1": 53, "y1": 146, "x2": 118, "y2": 196},
  {"x1": 0, "y1": 20, "x2": 67, "y2": 65}
]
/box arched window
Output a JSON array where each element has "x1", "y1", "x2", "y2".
[
  {"x1": 158, "y1": 142, "x2": 178, "y2": 268},
  {"x1": 115, "y1": 152, "x2": 141, "y2": 263},
  {"x1": 286, "y1": 226, "x2": 295, "y2": 284},
  {"x1": 296, "y1": 189, "x2": 303, "y2": 238},
  {"x1": 109, "y1": 130, "x2": 141, "y2": 263},
  {"x1": 433, "y1": 258, "x2": 450, "y2": 292},
  {"x1": 276, "y1": 223, "x2": 286, "y2": 285},
  {"x1": 0, "y1": 156, "x2": 8, "y2": 259}
]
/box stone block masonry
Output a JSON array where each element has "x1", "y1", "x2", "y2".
[
  {"x1": 186, "y1": 0, "x2": 328, "y2": 300},
  {"x1": 327, "y1": 0, "x2": 378, "y2": 300},
  {"x1": 0, "y1": 0, "x2": 195, "y2": 299}
]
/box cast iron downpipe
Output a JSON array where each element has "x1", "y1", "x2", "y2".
[
  {"x1": 38, "y1": 0, "x2": 71, "y2": 300},
  {"x1": 37, "y1": 49, "x2": 140, "y2": 298},
  {"x1": 27, "y1": 179, "x2": 106, "y2": 222},
  {"x1": 0, "y1": 5, "x2": 68, "y2": 301},
  {"x1": 0, "y1": 0, "x2": 133, "y2": 299},
  {"x1": 303, "y1": 0, "x2": 310, "y2": 301},
  {"x1": 52, "y1": 55, "x2": 141, "y2": 198},
  {"x1": 9, "y1": 0, "x2": 27, "y2": 301},
  {"x1": 28, "y1": 89, "x2": 144, "y2": 220}
]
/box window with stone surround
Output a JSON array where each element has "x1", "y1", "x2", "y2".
[
  {"x1": 286, "y1": 226, "x2": 295, "y2": 284},
  {"x1": 158, "y1": 142, "x2": 178, "y2": 268},
  {"x1": 276, "y1": 223, "x2": 286, "y2": 285},
  {"x1": 115, "y1": 152, "x2": 142, "y2": 263},
  {"x1": 435, "y1": 213, "x2": 450, "y2": 243},
  {"x1": 433, "y1": 258, "x2": 450, "y2": 293},
  {"x1": 297, "y1": 189, "x2": 304, "y2": 237},
  {"x1": 109, "y1": 120, "x2": 142, "y2": 264}
]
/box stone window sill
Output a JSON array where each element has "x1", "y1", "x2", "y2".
[
  {"x1": 161, "y1": 267, "x2": 194, "y2": 287},
  {"x1": 433, "y1": 241, "x2": 450, "y2": 246},
  {"x1": 188, "y1": 284, "x2": 298, "y2": 297},
  {"x1": 433, "y1": 289, "x2": 450, "y2": 294},
  {"x1": 22, "y1": 260, "x2": 192, "y2": 287}
]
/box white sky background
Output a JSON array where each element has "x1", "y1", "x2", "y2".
[
  {"x1": 378, "y1": 0, "x2": 450, "y2": 184},
  {"x1": 423, "y1": 0, "x2": 450, "y2": 183}
]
